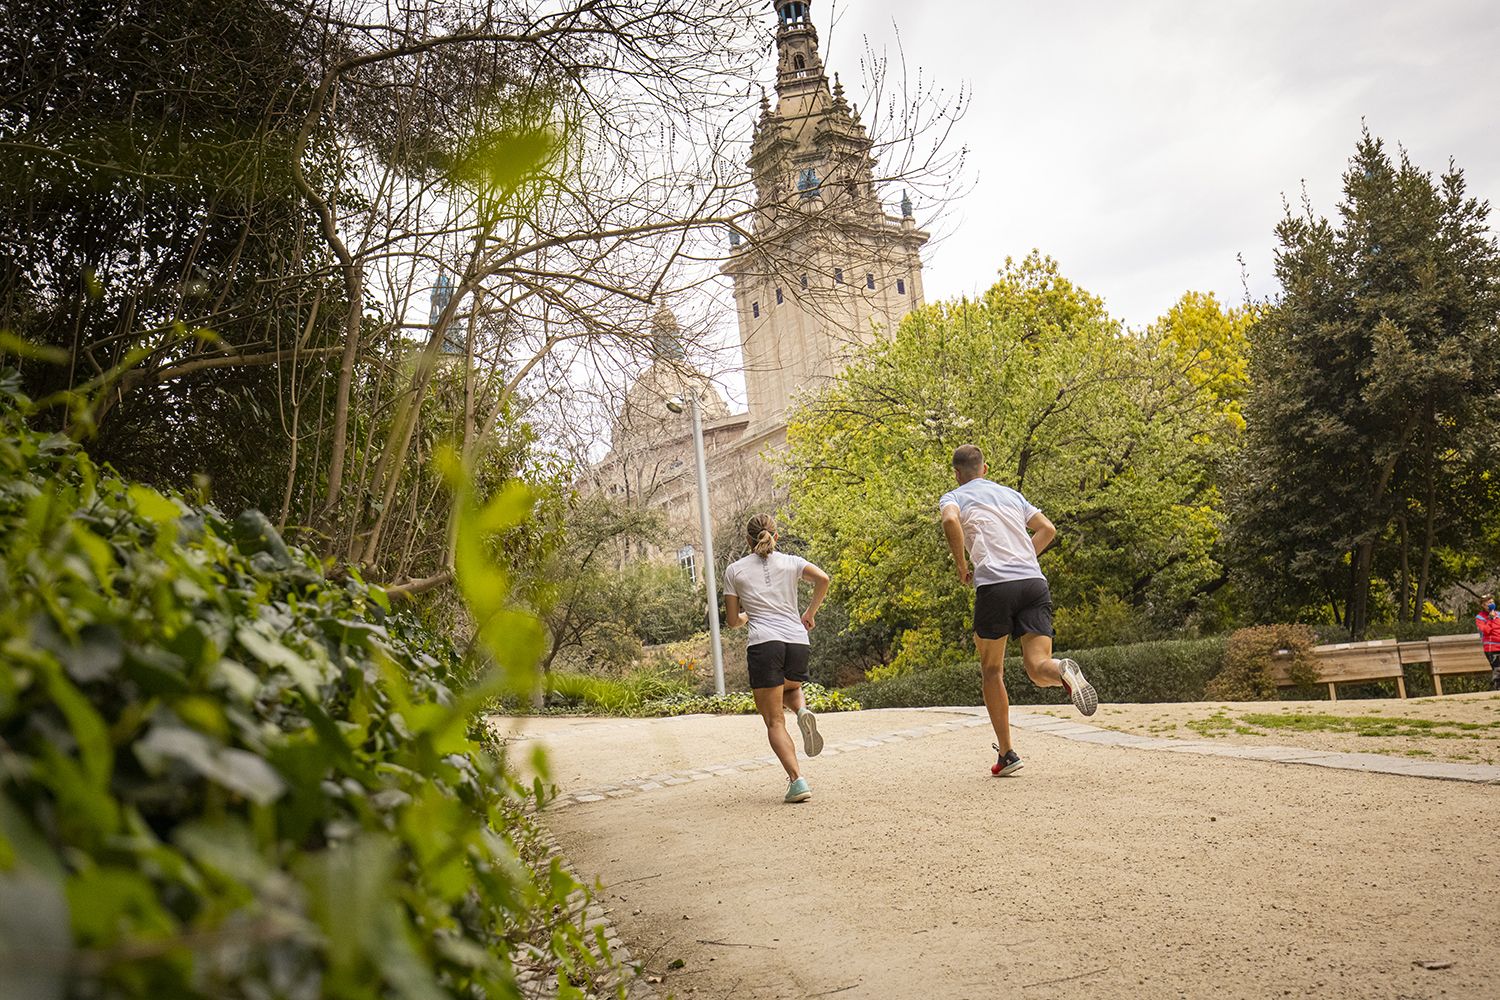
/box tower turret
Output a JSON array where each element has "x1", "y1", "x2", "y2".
[{"x1": 723, "y1": 0, "x2": 930, "y2": 430}]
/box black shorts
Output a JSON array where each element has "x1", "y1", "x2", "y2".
[
  {"x1": 747, "y1": 641, "x2": 811, "y2": 689},
  {"x1": 973, "y1": 578, "x2": 1054, "y2": 641}
]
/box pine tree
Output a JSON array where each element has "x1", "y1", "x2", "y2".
[{"x1": 1230, "y1": 130, "x2": 1500, "y2": 636}]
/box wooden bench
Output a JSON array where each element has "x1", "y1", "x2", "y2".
[
  {"x1": 1424, "y1": 633, "x2": 1494, "y2": 695},
  {"x1": 1271, "y1": 639, "x2": 1406, "y2": 700}
]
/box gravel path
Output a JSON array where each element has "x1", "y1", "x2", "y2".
[{"x1": 493, "y1": 703, "x2": 1499, "y2": 999}]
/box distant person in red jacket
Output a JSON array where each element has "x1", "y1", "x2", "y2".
[{"x1": 1476, "y1": 595, "x2": 1500, "y2": 691}]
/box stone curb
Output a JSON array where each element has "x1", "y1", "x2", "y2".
[
  {"x1": 545, "y1": 712, "x2": 991, "y2": 810},
  {"x1": 515, "y1": 828, "x2": 662, "y2": 1000}
]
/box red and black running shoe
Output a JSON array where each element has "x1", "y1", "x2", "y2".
[{"x1": 991, "y1": 743, "x2": 1022, "y2": 776}]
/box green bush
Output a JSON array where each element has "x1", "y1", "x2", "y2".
[
  {"x1": 640, "y1": 683, "x2": 861, "y2": 717},
  {"x1": 846, "y1": 636, "x2": 1230, "y2": 708},
  {"x1": 1208, "y1": 624, "x2": 1318, "y2": 700},
  {"x1": 0, "y1": 373, "x2": 612, "y2": 999}
]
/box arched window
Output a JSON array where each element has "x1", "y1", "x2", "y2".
[
  {"x1": 793, "y1": 54, "x2": 806, "y2": 71},
  {"x1": 752, "y1": 301, "x2": 760, "y2": 317}
]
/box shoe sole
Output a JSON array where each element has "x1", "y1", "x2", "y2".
[
  {"x1": 991, "y1": 759, "x2": 1023, "y2": 777},
  {"x1": 785, "y1": 788, "x2": 812, "y2": 803},
  {"x1": 1062, "y1": 660, "x2": 1099, "y2": 716},
  {"x1": 798, "y1": 711, "x2": 824, "y2": 757}
]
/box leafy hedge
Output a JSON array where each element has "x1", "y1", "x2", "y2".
[
  {"x1": 518, "y1": 673, "x2": 862, "y2": 717},
  {"x1": 0, "y1": 372, "x2": 612, "y2": 999},
  {"x1": 845, "y1": 637, "x2": 1229, "y2": 708}
]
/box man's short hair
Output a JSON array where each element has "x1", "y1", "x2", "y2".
[{"x1": 952, "y1": 444, "x2": 984, "y2": 480}]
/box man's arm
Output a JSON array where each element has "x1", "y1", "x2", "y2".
[
  {"x1": 941, "y1": 503, "x2": 971, "y2": 585},
  {"x1": 1027, "y1": 511, "x2": 1057, "y2": 557}
]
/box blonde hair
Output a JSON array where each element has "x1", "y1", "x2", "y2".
[{"x1": 746, "y1": 513, "x2": 777, "y2": 557}]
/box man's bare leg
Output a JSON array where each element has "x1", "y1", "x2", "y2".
[
  {"x1": 1018, "y1": 632, "x2": 1064, "y2": 687},
  {"x1": 1020, "y1": 632, "x2": 1097, "y2": 715},
  {"x1": 976, "y1": 635, "x2": 1012, "y2": 753}
]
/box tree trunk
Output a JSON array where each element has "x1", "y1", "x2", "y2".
[
  {"x1": 1396, "y1": 513, "x2": 1410, "y2": 624},
  {"x1": 1413, "y1": 419, "x2": 1438, "y2": 620}
]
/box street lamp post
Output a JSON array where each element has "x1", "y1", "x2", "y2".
[{"x1": 668, "y1": 394, "x2": 726, "y2": 695}]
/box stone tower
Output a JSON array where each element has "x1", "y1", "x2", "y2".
[{"x1": 723, "y1": 0, "x2": 930, "y2": 430}]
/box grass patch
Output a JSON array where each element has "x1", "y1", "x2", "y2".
[{"x1": 1239, "y1": 712, "x2": 1500, "y2": 739}]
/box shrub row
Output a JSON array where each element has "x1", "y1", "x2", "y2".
[
  {"x1": 0, "y1": 374, "x2": 611, "y2": 999},
  {"x1": 845, "y1": 637, "x2": 1230, "y2": 709},
  {"x1": 519, "y1": 673, "x2": 862, "y2": 716}
]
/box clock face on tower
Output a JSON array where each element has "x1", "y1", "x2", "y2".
[{"x1": 797, "y1": 167, "x2": 820, "y2": 199}]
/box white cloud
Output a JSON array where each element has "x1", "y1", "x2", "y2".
[{"x1": 817, "y1": 0, "x2": 1500, "y2": 327}]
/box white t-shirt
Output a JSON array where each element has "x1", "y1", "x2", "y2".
[
  {"x1": 938, "y1": 478, "x2": 1045, "y2": 586},
  {"x1": 723, "y1": 550, "x2": 810, "y2": 647}
]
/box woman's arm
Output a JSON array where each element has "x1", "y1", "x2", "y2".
[
  {"x1": 801, "y1": 563, "x2": 830, "y2": 631},
  {"x1": 724, "y1": 593, "x2": 748, "y2": 629}
]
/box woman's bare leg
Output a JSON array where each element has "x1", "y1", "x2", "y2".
[{"x1": 755, "y1": 685, "x2": 799, "y2": 779}]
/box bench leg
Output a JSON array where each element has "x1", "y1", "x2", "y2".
[
  {"x1": 1327, "y1": 682, "x2": 1337, "y2": 702},
  {"x1": 1432, "y1": 672, "x2": 1444, "y2": 697},
  {"x1": 1396, "y1": 675, "x2": 1407, "y2": 699}
]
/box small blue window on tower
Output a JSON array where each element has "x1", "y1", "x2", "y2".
[
  {"x1": 776, "y1": 287, "x2": 784, "y2": 304},
  {"x1": 897, "y1": 277, "x2": 906, "y2": 295},
  {"x1": 800, "y1": 274, "x2": 808, "y2": 289},
  {"x1": 834, "y1": 268, "x2": 844, "y2": 284},
  {"x1": 752, "y1": 301, "x2": 760, "y2": 318},
  {"x1": 866, "y1": 273, "x2": 875, "y2": 289},
  {"x1": 797, "y1": 167, "x2": 820, "y2": 199}
]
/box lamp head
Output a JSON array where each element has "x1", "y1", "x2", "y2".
[{"x1": 665, "y1": 396, "x2": 686, "y2": 414}]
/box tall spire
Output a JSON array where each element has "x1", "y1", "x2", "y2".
[{"x1": 773, "y1": 1, "x2": 826, "y2": 103}]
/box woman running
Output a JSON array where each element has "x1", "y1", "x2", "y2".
[{"x1": 722, "y1": 513, "x2": 830, "y2": 803}]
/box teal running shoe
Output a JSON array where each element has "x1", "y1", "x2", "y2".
[{"x1": 784, "y1": 777, "x2": 811, "y2": 803}]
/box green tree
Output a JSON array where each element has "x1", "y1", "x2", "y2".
[
  {"x1": 1228, "y1": 131, "x2": 1500, "y2": 636},
  {"x1": 783, "y1": 254, "x2": 1240, "y2": 670}
]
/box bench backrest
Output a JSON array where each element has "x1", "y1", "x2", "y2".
[
  {"x1": 1270, "y1": 640, "x2": 1402, "y2": 685},
  {"x1": 1426, "y1": 633, "x2": 1490, "y2": 675}
]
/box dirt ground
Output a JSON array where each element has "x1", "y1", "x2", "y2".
[
  {"x1": 1078, "y1": 691, "x2": 1500, "y2": 766},
  {"x1": 495, "y1": 701, "x2": 1499, "y2": 1000}
]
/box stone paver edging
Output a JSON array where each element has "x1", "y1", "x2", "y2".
[{"x1": 544, "y1": 712, "x2": 994, "y2": 809}]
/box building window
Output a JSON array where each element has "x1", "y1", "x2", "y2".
[
  {"x1": 800, "y1": 273, "x2": 808, "y2": 289},
  {"x1": 677, "y1": 545, "x2": 697, "y2": 583},
  {"x1": 897, "y1": 277, "x2": 906, "y2": 294},
  {"x1": 794, "y1": 54, "x2": 806, "y2": 71},
  {"x1": 752, "y1": 301, "x2": 759, "y2": 317},
  {"x1": 776, "y1": 287, "x2": 784, "y2": 304},
  {"x1": 866, "y1": 272, "x2": 875, "y2": 289},
  {"x1": 833, "y1": 268, "x2": 844, "y2": 284}
]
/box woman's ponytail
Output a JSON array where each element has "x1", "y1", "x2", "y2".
[{"x1": 746, "y1": 513, "x2": 777, "y2": 557}]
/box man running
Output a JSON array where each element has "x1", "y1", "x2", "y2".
[{"x1": 939, "y1": 444, "x2": 1097, "y2": 776}]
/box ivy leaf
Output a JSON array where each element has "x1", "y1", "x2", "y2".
[{"x1": 135, "y1": 723, "x2": 287, "y2": 805}]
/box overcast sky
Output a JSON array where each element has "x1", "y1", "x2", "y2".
[{"x1": 803, "y1": 0, "x2": 1500, "y2": 329}]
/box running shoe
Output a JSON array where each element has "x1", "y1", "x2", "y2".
[
  {"x1": 784, "y1": 777, "x2": 812, "y2": 802},
  {"x1": 797, "y1": 707, "x2": 824, "y2": 757},
  {"x1": 991, "y1": 744, "x2": 1022, "y2": 776},
  {"x1": 1057, "y1": 658, "x2": 1098, "y2": 716}
]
